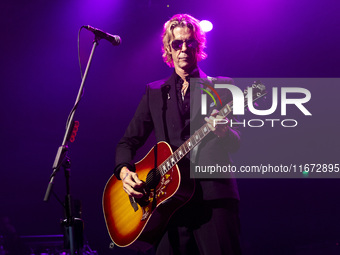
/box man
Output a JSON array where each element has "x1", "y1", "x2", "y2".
[{"x1": 114, "y1": 14, "x2": 241, "y2": 254}]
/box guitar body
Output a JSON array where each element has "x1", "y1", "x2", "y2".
[{"x1": 103, "y1": 141, "x2": 195, "y2": 251}]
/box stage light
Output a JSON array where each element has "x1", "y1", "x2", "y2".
[{"x1": 200, "y1": 20, "x2": 213, "y2": 32}]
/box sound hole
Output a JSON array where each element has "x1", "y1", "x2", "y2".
[
  {"x1": 146, "y1": 168, "x2": 161, "y2": 190},
  {"x1": 135, "y1": 169, "x2": 161, "y2": 207}
]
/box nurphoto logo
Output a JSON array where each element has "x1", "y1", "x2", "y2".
[{"x1": 199, "y1": 81, "x2": 312, "y2": 128}]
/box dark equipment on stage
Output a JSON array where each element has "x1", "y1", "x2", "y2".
[{"x1": 43, "y1": 25, "x2": 121, "y2": 255}]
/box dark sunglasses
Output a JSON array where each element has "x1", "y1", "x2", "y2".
[{"x1": 171, "y1": 39, "x2": 198, "y2": 51}]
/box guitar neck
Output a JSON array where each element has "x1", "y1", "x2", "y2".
[
  {"x1": 158, "y1": 100, "x2": 234, "y2": 176},
  {"x1": 158, "y1": 122, "x2": 212, "y2": 176},
  {"x1": 157, "y1": 82, "x2": 267, "y2": 177}
]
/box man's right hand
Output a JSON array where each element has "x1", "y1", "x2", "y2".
[{"x1": 120, "y1": 167, "x2": 144, "y2": 198}]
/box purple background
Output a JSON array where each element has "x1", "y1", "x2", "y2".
[{"x1": 1, "y1": 0, "x2": 339, "y2": 254}]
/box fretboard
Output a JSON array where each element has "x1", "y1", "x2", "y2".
[
  {"x1": 157, "y1": 82, "x2": 267, "y2": 176},
  {"x1": 158, "y1": 101, "x2": 234, "y2": 176}
]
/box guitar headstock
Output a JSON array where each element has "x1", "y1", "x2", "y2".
[{"x1": 244, "y1": 80, "x2": 267, "y2": 103}]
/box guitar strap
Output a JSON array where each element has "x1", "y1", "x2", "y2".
[
  {"x1": 152, "y1": 144, "x2": 158, "y2": 210},
  {"x1": 161, "y1": 85, "x2": 171, "y2": 144},
  {"x1": 154, "y1": 143, "x2": 158, "y2": 169}
]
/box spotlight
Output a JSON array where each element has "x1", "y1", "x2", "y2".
[{"x1": 199, "y1": 20, "x2": 213, "y2": 32}]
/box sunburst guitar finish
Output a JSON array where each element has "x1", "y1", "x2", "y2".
[{"x1": 103, "y1": 141, "x2": 195, "y2": 251}]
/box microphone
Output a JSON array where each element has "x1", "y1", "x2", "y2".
[{"x1": 83, "y1": 25, "x2": 121, "y2": 46}]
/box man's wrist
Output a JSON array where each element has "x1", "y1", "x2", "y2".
[
  {"x1": 114, "y1": 163, "x2": 134, "y2": 180},
  {"x1": 120, "y1": 166, "x2": 130, "y2": 180}
]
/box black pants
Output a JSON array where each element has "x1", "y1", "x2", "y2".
[{"x1": 155, "y1": 186, "x2": 241, "y2": 255}]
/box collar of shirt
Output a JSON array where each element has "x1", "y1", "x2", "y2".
[{"x1": 174, "y1": 67, "x2": 201, "y2": 91}]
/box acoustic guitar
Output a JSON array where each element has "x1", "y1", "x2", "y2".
[{"x1": 103, "y1": 81, "x2": 267, "y2": 251}]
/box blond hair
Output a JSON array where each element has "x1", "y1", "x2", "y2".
[{"x1": 162, "y1": 14, "x2": 207, "y2": 67}]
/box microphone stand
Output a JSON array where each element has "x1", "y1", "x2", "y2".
[{"x1": 43, "y1": 35, "x2": 101, "y2": 255}]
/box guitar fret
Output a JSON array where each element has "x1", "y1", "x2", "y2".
[
  {"x1": 184, "y1": 143, "x2": 188, "y2": 151},
  {"x1": 184, "y1": 144, "x2": 188, "y2": 152},
  {"x1": 187, "y1": 141, "x2": 192, "y2": 148},
  {"x1": 198, "y1": 131, "x2": 203, "y2": 140},
  {"x1": 173, "y1": 153, "x2": 178, "y2": 162},
  {"x1": 203, "y1": 126, "x2": 208, "y2": 134}
]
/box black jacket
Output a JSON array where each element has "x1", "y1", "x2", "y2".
[{"x1": 115, "y1": 69, "x2": 240, "y2": 200}]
